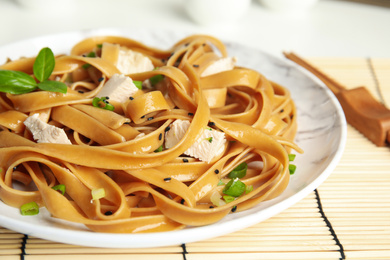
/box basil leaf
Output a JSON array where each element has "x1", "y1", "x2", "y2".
[
  {"x1": 33, "y1": 47, "x2": 55, "y2": 82},
  {"x1": 37, "y1": 80, "x2": 67, "y2": 94},
  {"x1": 0, "y1": 70, "x2": 37, "y2": 94}
]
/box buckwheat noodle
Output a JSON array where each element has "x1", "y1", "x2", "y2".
[{"x1": 0, "y1": 35, "x2": 302, "y2": 233}]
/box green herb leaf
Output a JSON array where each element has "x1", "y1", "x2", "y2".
[
  {"x1": 0, "y1": 70, "x2": 37, "y2": 94},
  {"x1": 37, "y1": 80, "x2": 67, "y2": 94},
  {"x1": 33, "y1": 47, "x2": 55, "y2": 82}
]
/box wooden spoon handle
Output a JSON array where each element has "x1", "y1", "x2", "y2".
[
  {"x1": 335, "y1": 87, "x2": 390, "y2": 147},
  {"x1": 283, "y1": 52, "x2": 345, "y2": 94},
  {"x1": 284, "y1": 52, "x2": 390, "y2": 147}
]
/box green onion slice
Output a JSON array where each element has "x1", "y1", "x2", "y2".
[
  {"x1": 133, "y1": 80, "x2": 143, "y2": 90},
  {"x1": 20, "y1": 201, "x2": 39, "y2": 216},
  {"x1": 245, "y1": 185, "x2": 253, "y2": 194},
  {"x1": 289, "y1": 164, "x2": 297, "y2": 175},
  {"x1": 52, "y1": 184, "x2": 66, "y2": 195},
  {"x1": 217, "y1": 180, "x2": 225, "y2": 186},
  {"x1": 154, "y1": 145, "x2": 163, "y2": 153},
  {"x1": 210, "y1": 191, "x2": 226, "y2": 207},
  {"x1": 288, "y1": 154, "x2": 296, "y2": 161},
  {"x1": 223, "y1": 195, "x2": 236, "y2": 203},
  {"x1": 205, "y1": 137, "x2": 213, "y2": 143},
  {"x1": 92, "y1": 97, "x2": 115, "y2": 111},
  {"x1": 149, "y1": 74, "x2": 164, "y2": 86},
  {"x1": 82, "y1": 52, "x2": 96, "y2": 69},
  {"x1": 228, "y1": 162, "x2": 248, "y2": 179},
  {"x1": 91, "y1": 188, "x2": 105, "y2": 201},
  {"x1": 223, "y1": 178, "x2": 246, "y2": 197}
]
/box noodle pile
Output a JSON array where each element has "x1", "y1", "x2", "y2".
[{"x1": 0, "y1": 35, "x2": 302, "y2": 233}]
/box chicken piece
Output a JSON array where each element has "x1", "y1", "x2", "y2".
[
  {"x1": 165, "y1": 119, "x2": 226, "y2": 163},
  {"x1": 24, "y1": 114, "x2": 71, "y2": 144}
]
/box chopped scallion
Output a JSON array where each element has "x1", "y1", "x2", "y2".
[
  {"x1": 133, "y1": 80, "x2": 143, "y2": 90},
  {"x1": 289, "y1": 164, "x2": 297, "y2": 175},
  {"x1": 245, "y1": 185, "x2": 253, "y2": 194},
  {"x1": 82, "y1": 51, "x2": 96, "y2": 69},
  {"x1": 52, "y1": 184, "x2": 66, "y2": 195},
  {"x1": 149, "y1": 74, "x2": 164, "y2": 86},
  {"x1": 91, "y1": 188, "x2": 105, "y2": 201},
  {"x1": 217, "y1": 180, "x2": 225, "y2": 186},
  {"x1": 223, "y1": 178, "x2": 246, "y2": 197},
  {"x1": 210, "y1": 191, "x2": 226, "y2": 207},
  {"x1": 85, "y1": 51, "x2": 96, "y2": 58},
  {"x1": 223, "y1": 195, "x2": 235, "y2": 203},
  {"x1": 228, "y1": 162, "x2": 248, "y2": 179},
  {"x1": 20, "y1": 201, "x2": 39, "y2": 216},
  {"x1": 92, "y1": 97, "x2": 115, "y2": 111},
  {"x1": 154, "y1": 145, "x2": 163, "y2": 153},
  {"x1": 205, "y1": 137, "x2": 213, "y2": 143},
  {"x1": 288, "y1": 154, "x2": 296, "y2": 161}
]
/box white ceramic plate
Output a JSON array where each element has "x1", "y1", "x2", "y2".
[{"x1": 0, "y1": 28, "x2": 347, "y2": 248}]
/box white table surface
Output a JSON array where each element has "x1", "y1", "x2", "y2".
[{"x1": 0, "y1": 0, "x2": 389, "y2": 58}]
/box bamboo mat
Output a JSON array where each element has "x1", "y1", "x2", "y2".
[{"x1": 1, "y1": 57, "x2": 390, "y2": 260}]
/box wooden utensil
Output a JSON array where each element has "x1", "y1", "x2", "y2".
[{"x1": 283, "y1": 52, "x2": 390, "y2": 147}]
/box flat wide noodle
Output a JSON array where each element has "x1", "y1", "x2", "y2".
[{"x1": 0, "y1": 34, "x2": 302, "y2": 233}]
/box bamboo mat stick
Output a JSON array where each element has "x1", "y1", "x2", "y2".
[
  {"x1": 236, "y1": 222, "x2": 327, "y2": 228},
  {"x1": 0, "y1": 249, "x2": 22, "y2": 256},
  {"x1": 0, "y1": 234, "x2": 24, "y2": 239},
  {"x1": 346, "y1": 251, "x2": 390, "y2": 260},
  {"x1": 312, "y1": 207, "x2": 390, "y2": 213},
  {"x1": 312, "y1": 203, "x2": 390, "y2": 208},
  {"x1": 185, "y1": 244, "x2": 341, "y2": 252},
  {"x1": 23, "y1": 255, "x2": 184, "y2": 260},
  {"x1": 0, "y1": 239, "x2": 22, "y2": 245},
  {"x1": 206, "y1": 235, "x2": 336, "y2": 242},
  {"x1": 312, "y1": 197, "x2": 390, "y2": 202},
  {"x1": 0, "y1": 244, "x2": 21, "y2": 250},
  {"x1": 186, "y1": 252, "x2": 342, "y2": 260},
  {"x1": 188, "y1": 240, "x2": 337, "y2": 247},
  {"x1": 317, "y1": 212, "x2": 390, "y2": 218},
  {"x1": 0, "y1": 257, "x2": 20, "y2": 260},
  {"x1": 24, "y1": 248, "x2": 183, "y2": 255},
  {"x1": 25, "y1": 244, "x2": 183, "y2": 254},
  {"x1": 261, "y1": 217, "x2": 390, "y2": 224},
  {"x1": 272, "y1": 212, "x2": 322, "y2": 218},
  {"x1": 0, "y1": 228, "x2": 18, "y2": 234}
]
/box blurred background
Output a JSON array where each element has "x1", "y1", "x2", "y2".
[{"x1": 0, "y1": 0, "x2": 389, "y2": 57}]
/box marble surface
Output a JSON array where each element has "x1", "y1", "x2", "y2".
[{"x1": 0, "y1": 28, "x2": 347, "y2": 248}]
